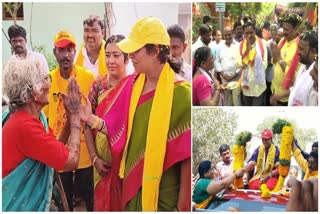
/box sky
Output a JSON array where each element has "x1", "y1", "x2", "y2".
[
  {"x1": 229, "y1": 107, "x2": 320, "y2": 136},
  {"x1": 228, "y1": 107, "x2": 319, "y2": 162}
]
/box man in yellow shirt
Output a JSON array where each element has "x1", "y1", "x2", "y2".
[
  {"x1": 43, "y1": 31, "x2": 94, "y2": 211},
  {"x1": 270, "y1": 13, "x2": 302, "y2": 105},
  {"x1": 292, "y1": 139, "x2": 318, "y2": 180}
]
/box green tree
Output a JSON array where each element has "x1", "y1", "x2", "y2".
[
  {"x1": 256, "y1": 116, "x2": 318, "y2": 150},
  {"x1": 34, "y1": 45, "x2": 58, "y2": 71},
  {"x1": 192, "y1": 108, "x2": 238, "y2": 174},
  {"x1": 2, "y1": 2, "x2": 22, "y2": 25},
  {"x1": 226, "y1": 2, "x2": 275, "y2": 27},
  {"x1": 192, "y1": 2, "x2": 276, "y2": 42}
]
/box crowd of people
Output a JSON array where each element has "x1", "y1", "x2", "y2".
[
  {"x1": 192, "y1": 13, "x2": 318, "y2": 106},
  {"x1": 193, "y1": 128, "x2": 318, "y2": 211},
  {"x1": 2, "y1": 15, "x2": 191, "y2": 211}
]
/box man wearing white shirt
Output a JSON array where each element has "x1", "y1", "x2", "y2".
[
  {"x1": 308, "y1": 55, "x2": 318, "y2": 106},
  {"x1": 74, "y1": 15, "x2": 107, "y2": 78},
  {"x1": 167, "y1": 24, "x2": 192, "y2": 82},
  {"x1": 288, "y1": 31, "x2": 317, "y2": 106},
  {"x1": 192, "y1": 24, "x2": 213, "y2": 58},
  {"x1": 7, "y1": 25, "x2": 49, "y2": 73},
  {"x1": 215, "y1": 26, "x2": 242, "y2": 106}
]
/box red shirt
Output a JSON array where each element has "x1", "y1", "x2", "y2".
[{"x1": 2, "y1": 110, "x2": 69, "y2": 178}]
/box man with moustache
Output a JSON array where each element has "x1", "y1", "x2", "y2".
[
  {"x1": 7, "y1": 25, "x2": 49, "y2": 73},
  {"x1": 270, "y1": 13, "x2": 302, "y2": 105},
  {"x1": 240, "y1": 22, "x2": 268, "y2": 106},
  {"x1": 75, "y1": 15, "x2": 108, "y2": 78},
  {"x1": 192, "y1": 24, "x2": 214, "y2": 57},
  {"x1": 43, "y1": 31, "x2": 94, "y2": 211},
  {"x1": 215, "y1": 144, "x2": 234, "y2": 179},
  {"x1": 288, "y1": 31, "x2": 317, "y2": 106},
  {"x1": 244, "y1": 128, "x2": 280, "y2": 190},
  {"x1": 233, "y1": 21, "x2": 244, "y2": 43}
]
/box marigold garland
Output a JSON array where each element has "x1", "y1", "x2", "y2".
[
  {"x1": 260, "y1": 184, "x2": 272, "y2": 198},
  {"x1": 272, "y1": 124, "x2": 293, "y2": 192},
  {"x1": 232, "y1": 131, "x2": 252, "y2": 188},
  {"x1": 232, "y1": 145, "x2": 245, "y2": 188}
]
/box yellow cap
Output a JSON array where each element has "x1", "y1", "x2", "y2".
[
  {"x1": 117, "y1": 16, "x2": 170, "y2": 54},
  {"x1": 54, "y1": 31, "x2": 76, "y2": 48}
]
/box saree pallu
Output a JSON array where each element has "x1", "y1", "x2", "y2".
[
  {"x1": 93, "y1": 75, "x2": 132, "y2": 211},
  {"x1": 2, "y1": 110, "x2": 54, "y2": 211},
  {"x1": 123, "y1": 81, "x2": 191, "y2": 211}
]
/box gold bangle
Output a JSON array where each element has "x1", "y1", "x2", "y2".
[
  {"x1": 92, "y1": 156, "x2": 98, "y2": 166},
  {"x1": 91, "y1": 116, "x2": 100, "y2": 129}
]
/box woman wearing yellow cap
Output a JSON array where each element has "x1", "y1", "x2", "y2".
[{"x1": 80, "y1": 16, "x2": 191, "y2": 211}]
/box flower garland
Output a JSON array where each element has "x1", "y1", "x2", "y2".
[
  {"x1": 232, "y1": 131, "x2": 252, "y2": 188},
  {"x1": 258, "y1": 119, "x2": 293, "y2": 197},
  {"x1": 272, "y1": 125, "x2": 293, "y2": 192},
  {"x1": 260, "y1": 184, "x2": 271, "y2": 198}
]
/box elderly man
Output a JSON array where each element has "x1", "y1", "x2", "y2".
[
  {"x1": 244, "y1": 128, "x2": 280, "y2": 190},
  {"x1": 215, "y1": 26, "x2": 242, "y2": 106},
  {"x1": 43, "y1": 31, "x2": 94, "y2": 211},
  {"x1": 270, "y1": 13, "x2": 302, "y2": 105},
  {"x1": 7, "y1": 25, "x2": 49, "y2": 72},
  {"x1": 288, "y1": 31, "x2": 318, "y2": 106},
  {"x1": 75, "y1": 15, "x2": 107, "y2": 78}
]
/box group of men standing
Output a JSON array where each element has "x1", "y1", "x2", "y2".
[{"x1": 192, "y1": 13, "x2": 318, "y2": 106}]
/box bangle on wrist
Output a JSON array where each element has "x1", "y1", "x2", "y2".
[
  {"x1": 98, "y1": 120, "x2": 105, "y2": 132},
  {"x1": 91, "y1": 116, "x2": 100, "y2": 129},
  {"x1": 92, "y1": 156, "x2": 98, "y2": 166},
  {"x1": 91, "y1": 153, "x2": 97, "y2": 160},
  {"x1": 70, "y1": 123, "x2": 81, "y2": 130}
]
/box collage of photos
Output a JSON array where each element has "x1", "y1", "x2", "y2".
[{"x1": 1, "y1": 1, "x2": 318, "y2": 213}]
